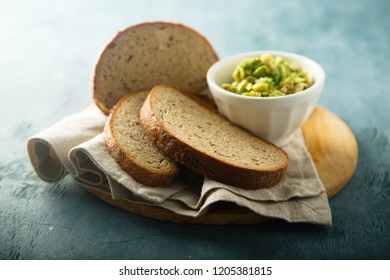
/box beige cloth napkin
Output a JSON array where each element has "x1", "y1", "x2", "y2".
[{"x1": 26, "y1": 104, "x2": 332, "y2": 225}]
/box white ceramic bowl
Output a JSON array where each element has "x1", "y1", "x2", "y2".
[{"x1": 207, "y1": 50, "x2": 325, "y2": 146}]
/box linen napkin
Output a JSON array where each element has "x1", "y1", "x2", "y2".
[{"x1": 26, "y1": 104, "x2": 332, "y2": 225}]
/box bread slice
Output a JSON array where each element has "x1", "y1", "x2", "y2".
[
  {"x1": 140, "y1": 86, "x2": 289, "y2": 190},
  {"x1": 93, "y1": 21, "x2": 219, "y2": 115},
  {"x1": 104, "y1": 90, "x2": 180, "y2": 187}
]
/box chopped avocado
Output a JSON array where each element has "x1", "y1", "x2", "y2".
[{"x1": 221, "y1": 54, "x2": 313, "y2": 97}]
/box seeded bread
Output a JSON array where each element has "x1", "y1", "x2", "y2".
[
  {"x1": 93, "y1": 21, "x2": 219, "y2": 115},
  {"x1": 140, "y1": 86, "x2": 289, "y2": 190},
  {"x1": 104, "y1": 90, "x2": 180, "y2": 187}
]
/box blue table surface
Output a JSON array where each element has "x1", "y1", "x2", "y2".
[{"x1": 1, "y1": 0, "x2": 389, "y2": 260}]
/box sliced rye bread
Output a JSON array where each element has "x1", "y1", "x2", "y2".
[
  {"x1": 140, "y1": 86, "x2": 289, "y2": 190},
  {"x1": 93, "y1": 21, "x2": 219, "y2": 115},
  {"x1": 104, "y1": 90, "x2": 180, "y2": 187}
]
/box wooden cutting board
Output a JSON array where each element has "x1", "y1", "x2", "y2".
[{"x1": 86, "y1": 107, "x2": 358, "y2": 224}]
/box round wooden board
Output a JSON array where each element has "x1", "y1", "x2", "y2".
[{"x1": 86, "y1": 107, "x2": 358, "y2": 224}]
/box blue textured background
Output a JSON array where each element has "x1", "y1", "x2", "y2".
[{"x1": 0, "y1": 0, "x2": 389, "y2": 259}]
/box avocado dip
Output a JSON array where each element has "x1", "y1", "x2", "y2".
[{"x1": 221, "y1": 54, "x2": 313, "y2": 97}]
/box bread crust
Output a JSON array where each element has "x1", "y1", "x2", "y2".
[
  {"x1": 92, "y1": 21, "x2": 219, "y2": 115},
  {"x1": 104, "y1": 91, "x2": 180, "y2": 187},
  {"x1": 140, "y1": 86, "x2": 288, "y2": 190}
]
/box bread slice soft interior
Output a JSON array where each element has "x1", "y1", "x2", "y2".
[
  {"x1": 140, "y1": 86, "x2": 289, "y2": 190},
  {"x1": 104, "y1": 90, "x2": 180, "y2": 187},
  {"x1": 93, "y1": 21, "x2": 219, "y2": 114}
]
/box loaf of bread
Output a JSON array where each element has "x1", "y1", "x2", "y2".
[
  {"x1": 104, "y1": 90, "x2": 181, "y2": 187},
  {"x1": 140, "y1": 86, "x2": 289, "y2": 190},
  {"x1": 93, "y1": 21, "x2": 219, "y2": 115}
]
